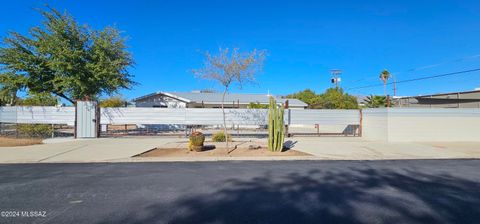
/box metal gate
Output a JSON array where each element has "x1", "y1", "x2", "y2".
[
  {"x1": 288, "y1": 109, "x2": 361, "y2": 136},
  {"x1": 98, "y1": 108, "x2": 361, "y2": 137},
  {"x1": 75, "y1": 101, "x2": 99, "y2": 138}
]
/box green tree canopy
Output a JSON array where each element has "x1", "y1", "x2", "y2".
[
  {"x1": 0, "y1": 72, "x2": 27, "y2": 106},
  {"x1": 99, "y1": 96, "x2": 127, "y2": 107},
  {"x1": 19, "y1": 92, "x2": 58, "y2": 106},
  {"x1": 0, "y1": 7, "x2": 135, "y2": 104},
  {"x1": 287, "y1": 88, "x2": 358, "y2": 109},
  {"x1": 315, "y1": 88, "x2": 358, "y2": 109},
  {"x1": 286, "y1": 89, "x2": 321, "y2": 107}
]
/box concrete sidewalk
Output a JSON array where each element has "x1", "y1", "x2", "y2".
[
  {"x1": 290, "y1": 137, "x2": 480, "y2": 160},
  {"x1": 0, "y1": 137, "x2": 180, "y2": 163},
  {"x1": 0, "y1": 136, "x2": 479, "y2": 163}
]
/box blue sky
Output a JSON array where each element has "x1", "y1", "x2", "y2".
[{"x1": 2, "y1": 0, "x2": 480, "y2": 99}]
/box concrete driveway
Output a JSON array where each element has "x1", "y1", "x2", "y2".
[
  {"x1": 290, "y1": 137, "x2": 480, "y2": 160},
  {"x1": 0, "y1": 137, "x2": 179, "y2": 163}
]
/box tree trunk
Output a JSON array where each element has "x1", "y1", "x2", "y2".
[
  {"x1": 221, "y1": 87, "x2": 229, "y2": 150},
  {"x1": 383, "y1": 83, "x2": 387, "y2": 98},
  {"x1": 9, "y1": 94, "x2": 16, "y2": 106},
  {"x1": 53, "y1": 92, "x2": 75, "y2": 104}
]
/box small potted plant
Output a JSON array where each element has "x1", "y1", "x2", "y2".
[{"x1": 189, "y1": 131, "x2": 205, "y2": 152}]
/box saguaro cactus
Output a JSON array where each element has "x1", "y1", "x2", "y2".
[{"x1": 268, "y1": 97, "x2": 285, "y2": 152}]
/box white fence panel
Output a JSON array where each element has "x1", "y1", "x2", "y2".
[
  {"x1": 100, "y1": 108, "x2": 269, "y2": 126},
  {"x1": 0, "y1": 107, "x2": 17, "y2": 123},
  {"x1": 185, "y1": 108, "x2": 223, "y2": 125},
  {"x1": 100, "y1": 107, "x2": 186, "y2": 125},
  {"x1": 100, "y1": 108, "x2": 361, "y2": 127},
  {"x1": 186, "y1": 109, "x2": 268, "y2": 125},
  {"x1": 289, "y1": 109, "x2": 360, "y2": 125},
  {"x1": 0, "y1": 106, "x2": 75, "y2": 125}
]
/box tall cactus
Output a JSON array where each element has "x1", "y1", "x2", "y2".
[{"x1": 268, "y1": 97, "x2": 285, "y2": 152}]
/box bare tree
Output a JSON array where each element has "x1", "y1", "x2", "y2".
[{"x1": 193, "y1": 48, "x2": 266, "y2": 149}]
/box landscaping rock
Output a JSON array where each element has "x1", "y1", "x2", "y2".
[{"x1": 248, "y1": 145, "x2": 261, "y2": 150}]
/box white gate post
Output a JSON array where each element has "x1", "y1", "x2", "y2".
[{"x1": 75, "y1": 101, "x2": 99, "y2": 138}]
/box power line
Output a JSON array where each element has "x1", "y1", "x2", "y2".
[
  {"x1": 347, "y1": 68, "x2": 480, "y2": 90},
  {"x1": 349, "y1": 53, "x2": 480, "y2": 85}
]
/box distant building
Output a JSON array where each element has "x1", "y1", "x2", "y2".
[
  {"x1": 394, "y1": 89, "x2": 480, "y2": 108},
  {"x1": 133, "y1": 91, "x2": 308, "y2": 109},
  {"x1": 355, "y1": 95, "x2": 368, "y2": 107}
]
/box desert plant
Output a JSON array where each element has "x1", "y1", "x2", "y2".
[
  {"x1": 189, "y1": 131, "x2": 205, "y2": 151},
  {"x1": 193, "y1": 48, "x2": 266, "y2": 149},
  {"x1": 212, "y1": 131, "x2": 232, "y2": 142},
  {"x1": 268, "y1": 97, "x2": 285, "y2": 152}
]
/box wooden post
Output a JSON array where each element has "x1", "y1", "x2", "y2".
[
  {"x1": 96, "y1": 104, "x2": 101, "y2": 138},
  {"x1": 359, "y1": 109, "x2": 363, "y2": 137},
  {"x1": 284, "y1": 100, "x2": 290, "y2": 137},
  {"x1": 74, "y1": 101, "x2": 77, "y2": 138}
]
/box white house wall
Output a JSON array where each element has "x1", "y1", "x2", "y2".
[{"x1": 135, "y1": 95, "x2": 186, "y2": 108}]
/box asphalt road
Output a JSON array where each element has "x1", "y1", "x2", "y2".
[{"x1": 0, "y1": 160, "x2": 480, "y2": 224}]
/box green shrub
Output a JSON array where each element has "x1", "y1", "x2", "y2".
[
  {"x1": 17, "y1": 124, "x2": 53, "y2": 138},
  {"x1": 247, "y1": 102, "x2": 268, "y2": 109},
  {"x1": 212, "y1": 131, "x2": 232, "y2": 142},
  {"x1": 99, "y1": 96, "x2": 127, "y2": 107}
]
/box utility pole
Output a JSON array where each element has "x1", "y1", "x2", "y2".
[
  {"x1": 392, "y1": 74, "x2": 397, "y2": 96},
  {"x1": 330, "y1": 69, "x2": 342, "y2": 89}
]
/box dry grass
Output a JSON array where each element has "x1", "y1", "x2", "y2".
[
  {"x1": 107, "y1": 124, "x2": 138, "y2": 131},
  {"x1": 0, "y1": 137, "x2": 43, "y2": 147}
]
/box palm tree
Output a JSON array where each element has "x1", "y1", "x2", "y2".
[
  {"x1": 379, "y1": 69, "x2": 391, "y2": 97},
  {"x1": 364, "y1": 95, "x2": 386, "y2": 108}
]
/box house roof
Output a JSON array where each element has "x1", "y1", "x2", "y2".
[
  {"x1": 355, "y1": 95, "x2": 368, "y2": 104},
  {"x1": 395, "y1": 89, "x2": 480, "y2": 99},
  {"x1": 133, "y1": 91, "x2": 308, "y2": 107}
]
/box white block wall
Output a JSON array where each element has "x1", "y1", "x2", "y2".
[
  {"x1": 362, "y1": 109, "x2": 388, "y2": 141},
  {"x1": 362, "y1": 108, "x2": 480, "y2": 142}
]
